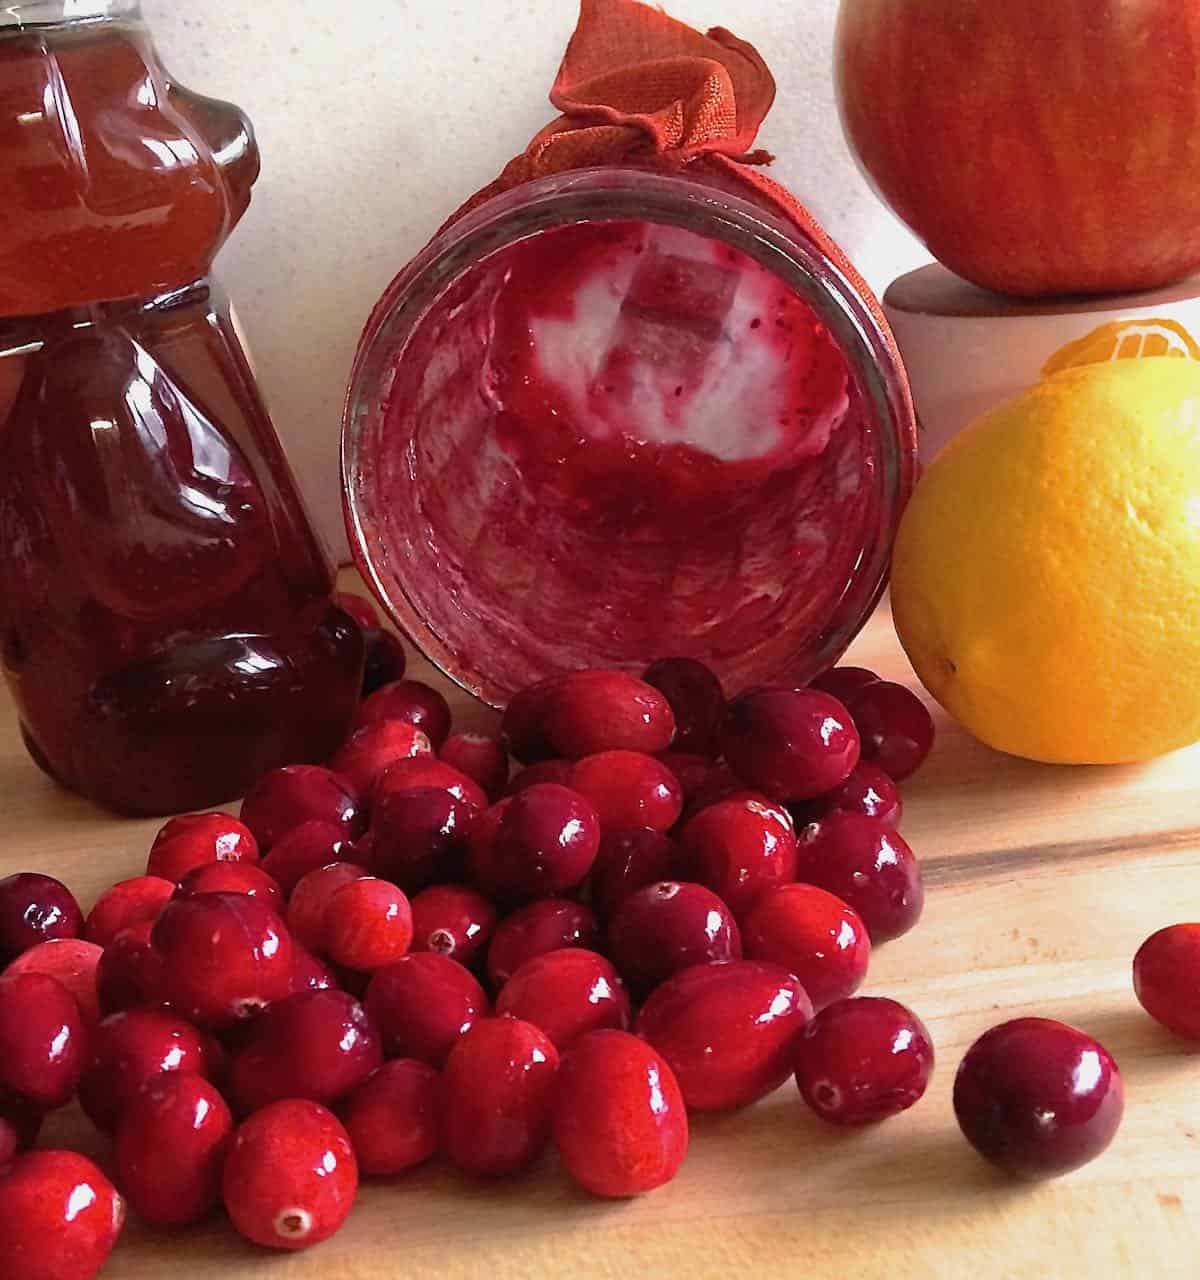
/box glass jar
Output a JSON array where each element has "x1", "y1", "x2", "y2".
[{"x1": 344, "y1": 167, "x2": 916, "y2": 706}]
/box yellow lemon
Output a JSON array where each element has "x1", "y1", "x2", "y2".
[{"x1": 891, "y1": 356, "x2": 1200, "y2": 764}]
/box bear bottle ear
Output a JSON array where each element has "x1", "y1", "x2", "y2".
[{"x1": 165, "y1": 80, "x2": 261, "y2": 228}]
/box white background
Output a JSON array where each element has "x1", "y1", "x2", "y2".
[{"x1": 143, "y1": 0, "x2": 929, "y2": 559}]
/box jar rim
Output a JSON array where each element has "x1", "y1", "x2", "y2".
[{"x1": 0, "y1": 0, "x2": 139, "y2": 29}]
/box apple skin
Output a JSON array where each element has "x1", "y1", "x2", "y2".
[{"x1": 835, "y1": 0, "x2": 1200, "y2": 299}]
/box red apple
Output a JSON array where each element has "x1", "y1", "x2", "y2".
[{"x1": 835, "y1": 0, "x2": 1200, "y2": 298}]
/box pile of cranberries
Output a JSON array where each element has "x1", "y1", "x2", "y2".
[{"x1": 0, "y1": 594, "x2": 1173, "y2": 1276}]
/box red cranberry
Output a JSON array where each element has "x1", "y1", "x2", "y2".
[
  {"x1": 337, "y1": 1059, "x2": 440, "y2": 1177},
  {"x1": 589, "y1": 829, "x2": 679, "y2": 920},
  {"x1": 440, "y1": 732, "x2": 510, "y2": 801},
  {"x1": 223, "y1": 1100, "x2": 357, "y2": 1251},
  {"x1": 496, "y1": 950, "x2": 631, "y2": 1051},
  {"x1": 678, "y1": 795, "x2": 798, "y2": 917},
  {"x1": 153, "y1": 892, "x2": 294, "y2": 1029},
  {"x1": 240, "y1": 766, "x2": 364, "y2": 851},
  {"x1": 570, "y1": 751, "x2": 683, "y2": 832},
  {"x1": 677, "y1": 761, "x2": 745, "y2": 823},
  {"x1": 355, "y1": 679, "x2": 453, "y2": 748},
  {"x1": 79, "y1": 1006, "x2": 224, "y2": 1132},
  {"x1": 335, "y1": 591, "x2": 380, "y2": 631},
  {"x1": 812, "y1": 762, "x2": 903, "y2": 828},
  {"x1": 643, "y1": 657, "x2": 725, "y2": 757},
  {"x1": 1134, "y1": 924, "x2": 1200, "y2": 1039},
  {"x1": 953, "y1": 1019, "x2": 1123, "y2": 1179},
  {"x1": 229, "y1": 990, "x2": 383, "y2": 1114},
  {"x1": 742, "y1": 883, "x2": 870, "y2": 1011},
  {"x1": 468, "y1": 784, "x2": 600, "y2": 902},
  {"x1": 845, "y1": 681, "x2": 936, "y2": 781},
  {"x1": 331, "y1": 720, "x2": 433, "y2": 799},
  {"x1": 0, "y1": 1096, "x2": 41, "y2": 1167},
  {"x1": 0, "y1": 973, "x2": 86, "y2": 1110},
  {"x1": 147, "y1": 812, "x2": 259, "y2": 881},
  {"x1": 5, "y1": 939, "x2": 103, "y2": 1027},
  {"x1": 545, "y1": 670, "x2": 676, "y2": 759},
  {"x1": 286, "y1": 862, "x2": 369, "y2": 954},
  {"x1": 114, "y1": 1073, "x2": 233, "y2": 1226},
  {"x1": 794, "y1": 814, "x2": 923, "y2": 944},
  {"x1": 608, "y1": 882, "x2": 741, "y2": 997},
  {"x1": 505, "y1": 759, "x2": 576, "y2": 795},
  {"x1": 0, "y1": 1151, "x2": 124, "y2": 1278},
  {"x1": 810, "y1": 666, "x2": 880, "y2": 702},
  {"x1": 362, "y1": 628, "x2": 409, "y2": 697},
  {"x1": 0, "y1": 874, "x2": 82, "y2": 966},
  {"x1": 291, "y1": 945, "x2": 338, "y2": 994},
  {"x1": 370, "y1": 788, "x2": 480, "y2": 893},
  {"x1": 500, "y1": 677, "x2": 563, "y2": 764},
  {"x1": 84, "y1": 877, "x2": 174, "y2": 948},
  {"x1": 486, "y1": 898, "x2": 601, "y2": 990},
  {"x1": 637, "y1": 961, "x2": 812, "y2": 1111},
  {"x1": 96, "y1": 922, "x2": 164, "y2": 1015},
  {"x1": 322, "y1": 877, "x2": 413, "y2": 972},
  {"x1": 553, "y1": 1029, "x2": 689, "y2": 1198},
  {"x1": 375, "y1": 757, "x2": 488, "y2": 811},
  {"x1": 260, "y1": 820, "x2": 356, "y2": 896},
  {"x1": 655, "y1": 750, "x2": 716, "y2": 803},
  {"x1": 441, "y1": 1017, "x2": 559, "y2": 1178},
  {"x1": 178, "y1": 861, "x2": 284, "y2": 910},
  {"x1": 795, "y1": 997, "x2": 934, "y2": 1125},
  {"x1": 410, "y1": 884, "x2": 497, "y2": 967},
  {"x1": 365, "y1": 952, "x2": 489, "y2": 1066}
]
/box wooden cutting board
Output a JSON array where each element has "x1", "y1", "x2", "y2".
[{"x1": 5, "y1": 583, "x2": 1198, "y2": 1279}]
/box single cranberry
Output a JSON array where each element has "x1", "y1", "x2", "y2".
[
  {"x1": 335, "y1": 591, "x2": 380, "y2": 631},
  {"x1": 409, "y1": 884, "x2": 497, "y2": 968},
  {"x1": 440, "y1": 732, "x2": 510, "y2": 801},
  {"x1": 114, "y1": 1072, "x2": 233, "y2": 1226},
  {"x1": 229, "y1": 990, "x2": 383, "y2": 1114},
  {"x1": 678, "y1": 795, "x2": 798, "y2": 917},
  {"x1": 362, "y1": 627, "x2": 409, "y2": 697},
  {"x1": 953, "y1": 1018, "x2": 1123, "y2": 1179},
  {"x1": 322, "y1": 877, "x2": 413, "y2": 973},
  {"x1": 637, "y1": 961, "x2": 813, "y2": 1111},
  {"x1": 794, "y1": 813, "x2": 923, "y2": 944},
  {"x1": 590, "y1": 829, "x2": 679, "y2": 920},
  {"x1": 795, "y1": 997, "x2": 934, "y2": 1125},
  {"x1": 486, "y1": 899, "x2": 601, "y2": 990},
  {"x1": 79, "y1": 1006, "x2": 224, "y2": 1132},
  {"x1": 260, "y1": 820, "x2": 356, "y2": 896},
  {"x1": 178, "y1": 861, "x2": 284, "y2": 910},
  {"x1": 0, "y1": 1151, "x2": 124, "y2": 1278},
  {"x1": 553, "y1": 1029, "x2": 688, "y2": 1198},
  {"x1": 468, "y1": 784, "x2": 600, "y2": 903},
  {"x1": 812, "y1": 762, "x2": 903, "y2": 828},
  {"x1": 84, "y1": 876, "x2": 175, "y2": 948},
  {"x1": 496, "y1": 950, "x2": 631, "y2": 1051},
  {"x1": 4, "y1": 938, "x2": 103, "y2": 1027},
  {"x1": 153, "y1": 892, "x2": 295, "y2": 1030},
  {"x1": 370, "y1": 789, "x2": 479, "y2": 895},
  {"x1": 331, "y1": 720, "x2": 433, "y2": 800},
  {"x1": 608, "y1": 882, "x2": 741, "y2": 997},
  {"x1": 223, "y1": 1100, "x2": 358, "y2": 1251},
  {"x1": 147, "y1": 812, "x2": 259, "y2": 881},
  {"x1": 374, "y1": 757, "x2": 488, "y2": 811},
  {"x1": 742, "y1": 883, "x2": 870, "y2": 1011},
  {"x1": 355, "y1": 679, "x2": 453, "y2": 748},
  {"x1": 500, "y1": 677, "x2": 563, "y2": 764},
  {"x1": 240, "y1": 766, "x2": 364, "y2": 851},
  {"x1": 810, "y1": 666, "x2": 880, "y2": 702},
  {"x1": 0, "y1": 1095, "x2": 40, "y2": 1167},
  {"x1": 441, "y1": 1017, "x2": 559, "y2": 1178},
  {"x1": 545, "y1": 670, "x2": 676, "y2": 760},
  {"x1": 337, "y1": 1059, "x2": 440, "y2": 1177},
  {"x1": 0, "y1": 874, "x2": 82, "y2": 966},
  {"x1": 365, "y1": 952, "x2": 489, "y2": 1066},
  {"x1": 570, "y1": 750, "x2": 683, "y2": 832},
  {"x1": 96, "y1": 922, "x2": 164, "y2": 1015},
  {"x1": 677, "y1": 762, "x2": 746, "y2": 824},
  {"x1": 643, "y1": 657, "x2": 725, "y2": 757},
  {"x1": 505, "y1": 759, "x2": 577, "y2": 795},
  {"x1": 291, "y1": 945, "x2": 338, "y2": 994},
  {"x1": 0, "y1": 973, "x2": 86, "y2": 1111},
  {"x1": 1134, "y1": 924, "x2": 1200, "y2": 1039},
  {"x1": 286, "y1": 862, "x2": 369, "y2": 954},
  {"x1": 845, "y1": 681, "x2": 936, "y2": 781}
]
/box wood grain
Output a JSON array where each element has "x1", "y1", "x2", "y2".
[{"x1": 6, "y1": 581, "x2": 1200, "y2": 1279}]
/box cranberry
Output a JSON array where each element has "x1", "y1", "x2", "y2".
[
  {"x1": 0, "y1": 1096, "x2": 40, "y2": 1167},
  {"x1": 678, "y1": 795, "x2": 798, "y2": 917},
  {"x1": 223, "y1": 1100, "x2": 357, "y2": 1251},
  {"x1": 286, "y1": 862, "x2": 369, "y2": 953},
  {"x1": 153, "y1": 892, "x2": 294, "y2": 1029},
  {"x1": 4, "y1": 939, "x2": 103, "y2": 1027},
  {"x1": 321, "y1": 877, "x2": 413, "y2": 972},
  {"x1": 374, "y1": 756, "x2": 488, "y2": 811},
  {"x1": 335, "y1": 591, "x2": 380, "y2": 631},
  {"x1": 410, "y1": 884, "x2": 497, "y2": 967},
  {"x1": 441, "y1": 1017, "x2": 559, "y2": 1178},
  {"x1": 505, "y1": 759, "x2": 576, "y2": 795},
  {"x1": 589, "y1": 828, "x2": 679, "y2": 919},
  {"x1": 362, "y1": 628, "x2": 409, "y2": 697},
  {"x1": 355, "y1": 679, "x2": 453, "y2": 748},
  {"x1": 147, "y1": 811, "x2": 259, "y2": 881},
  {"x1": 545, "y1": 670, "x2": 676, "y2": 759},
  {"x1": 79, "y1": 1006, "x2": 224, "y2": 1132},
  {"x1": 240, "y1": 765, "x2": 364, "y2": 851},
  {"x1": 229, "y1": 990, "x2": 382, "y2": 1114},
  {"x1": 677, "y1": 761, "x2": 745, "y2": 823},
  {"x1": 370, "y1": 788, "x2": 480, "y2": 892},
  {"x1": 845, "y1": 681, "x2": 936, "y2": 781},
  {"x1": 637, "y1": 961, "x2": 813, "y2": 1111},
  {"x1": 365, "y1": 952, "x2": 489, "y2": 1066},
  {"x1": 468, "y1": 784, "x2": 600, "y2": 902},
  {"x1": 794, "y1": 814, "x2": 924, "y2": 944},
  {"x1": 291, "y1": 945, "x2": 338, "y2": 994},
  {"x1": 608, "y1": 882, "x2": 741, "y2": 997},
  {"x1": 0, "y1": 874, "x2": 82, "y2": 966},
  {"x1": 337, "y1": 1059, "x2": 440, "y2": 1177},
  {"x1": 655, "y1": 750, "x2": 716, "y2": 802},
  {"x1": 500, "y1": 677, "x2": 563, "y2": 764},
  {"x1": 496, "y1": 949, "x2": 631, "y2": 1051},
  {"x1": 114, "y1": 1073, "x2": 233, "y2": 1226},
  {"x1": 570, "y1": 750, "x2": 683, "y2": 832},
  {"x1": 795, "y1": 997, "x2": 934, "y2": 1125},
  {"x1": 953, "y1": 1018, "x2": 1124, "y2": 1179},
  {"x1": 260, "y1": 820, "x2": 356, "y2": 896},
  {"x1": 178, "y1": 861, "x2": 284, "y2": 909},
  {"x1": 0, "y1": 973, "x2": 86, "y2": 1110},
  {"x1": 1134, "y1": 924, "x2": 1200, "y2": 1039},
  {"x1": 810, "y1": 666, "x2": 880, "y2": 702},
  {"x1": 331, "y1": 720, "x2": 433, "y2": 798},
  {"x1": 811, "y1": 762, "x2": 903, "y2": 828},
  {"x1": 742, "y1": 883, "x2": 870, "y2": 1011},
  {"x1": 84, "y1": 876, "x2": 175, "y2": 948},
  {"x1": 486, "y1": 898, "x2": 601, "y2": 990},
  {"x1": 643, "y1": 657, "x2": 725, "y2": 757},
  {"x1": 0, "y1": 1151, "x2": 124, "y2": 1279},
  {"x1": 96, "y1": 921, "x2": 164, "y2": 1015},
  {"x1": 440, "y1": 732, "x2": 510, "y2": 801}
]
